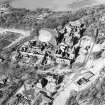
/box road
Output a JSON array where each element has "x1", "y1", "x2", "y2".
[
  {"x1": 53, "y1": 54, "x2": 105, "y2": 105},
  {"x1": 53, "y1": 73, "x2": 78, "y2": 105}
]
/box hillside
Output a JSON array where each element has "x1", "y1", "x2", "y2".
[
  {"x1": 0, "y1": 3, "x2": 105, "y2": 105},
  {"x1": 0, "y1": 4, "x2": 105, "y2": 30}
]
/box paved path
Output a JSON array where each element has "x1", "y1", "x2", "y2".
[
  {"x1": 53, "y1": 57, "x2": 105, "y2": 105},
  {"x1": 0, "y1": 28, "x2": 30, "y2": 37}
]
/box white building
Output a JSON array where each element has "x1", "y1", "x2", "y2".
[
  {"x1": 37, "y1": 13, "x2": 49, "y2": 20},
  {"x1": 69, "y1": 20, "x2": 81, "y2": 27},
  {"x1": 100, "y1": 15, "x2": 105, "y2": 23}
]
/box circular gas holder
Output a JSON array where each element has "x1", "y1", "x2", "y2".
[
  {"x1": 38, "y1": 28, "x2": 57, "y2": 45},
  {"x1": 39, "y1": 29, "x2": 52, "y2": 42}
]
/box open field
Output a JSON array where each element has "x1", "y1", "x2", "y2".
[
  {"x1": 3, "y1": 32, "x2": 21, "y2": 42},
  {"x1": 0, "y1": 28, "x2": 31, "y2": 51},
  {"x1": 0, "y1": 39, "x2": 11, "y2": 49}
]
